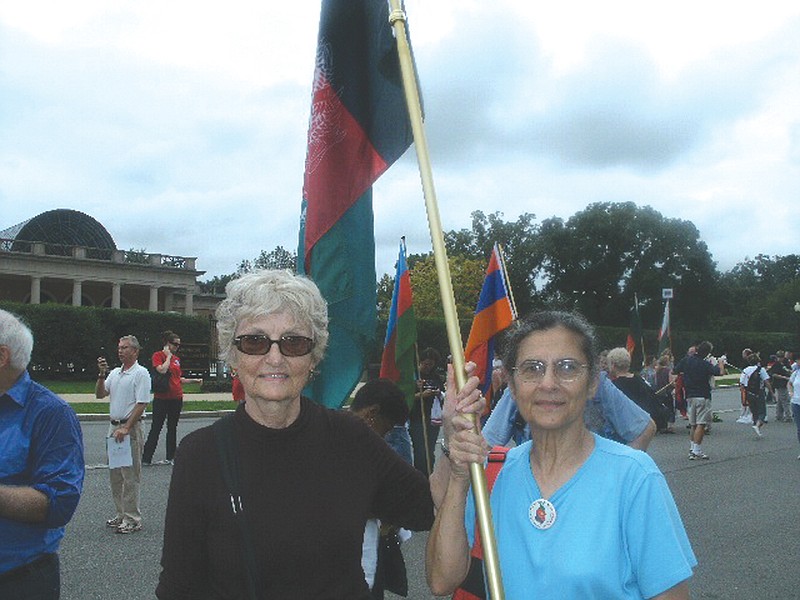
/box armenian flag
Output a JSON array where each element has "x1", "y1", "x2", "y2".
[{"x1": 464, "y1": 244, "x2": 516, "y2": 402}]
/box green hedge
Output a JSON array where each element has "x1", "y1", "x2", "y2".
[
  {"x1": 371, "y1": 317, "x2": 796, "y2": 372},
  {"x1": 5, "y1": 299, "x2": 792, "y2": 381},
  {"x1": 200, "y1": 379, "x2": 233, "y2": 393},
  {"x1": 0, "y1": 301, "x2": 210, "y2": 380}
]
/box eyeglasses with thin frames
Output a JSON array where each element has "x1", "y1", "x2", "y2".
[
  {"x1": 512, "y1": 358, "x2": 590, "y2": 384},
  {"x1": 233, "y1": 334, "x2": 314, "y2": 357}
]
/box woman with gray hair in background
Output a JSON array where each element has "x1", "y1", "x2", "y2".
[
  {"x1": 606, "y1": 346, "x2": 671, "y2": 433},
  {"x1": 155, "y1": 270, "x2": 479, "y2": 599}
]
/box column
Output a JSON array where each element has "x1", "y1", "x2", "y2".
[
  {"x1": 184, "y1": 289, "x2": 194, "y2": 315},
  {"x1": 30, "y1": 277, "x2": 41, "y2": 304},
  {"x1": 112, "y1": 283, "x2": 121, "y2": 309},
  {"x1": 72, "y1": 280, "x2": 82, "y2": 307},
  {"x1": 164, "y1": 292, "x2": 174, "y2": 313},
  {"x1": 149, "y1": 286, "x2": 159, "y2": 312}
]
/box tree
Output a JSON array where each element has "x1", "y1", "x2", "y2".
[
  {"x1": 124, "y1": 248, "x2": 149, "y2": 264},
  {"x1": 252, "y1": 246, "x2": 297, "y2": 271},
  {"x1": 198, "y1": 246, "x2": 297, "y2": 294},
  {"x1": 376, "y1": 273, "x2": 395, "y2": 321},
  {"x1": 536, "y1": 202, "x2": 720, "y2": 329},
  {"x1": 728, "y1": 254, "x2": 800, "y2": 289},
  {"x1": 197, "y1": 274, "x2": 236, "y2": 295},
  {"x1": 444, "y1": 211, "x2": 542, "y2": 315},
  {"x1": 715, "y1": 254, "x2": 800, "y2": 332},
  {"x1": 408, "y1": 254, "x2": 487, "y2": 320}
]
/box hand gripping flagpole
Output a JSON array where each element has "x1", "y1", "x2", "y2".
[{"x1": 387, "y1": 3, "x2": 505, "y2": 598}]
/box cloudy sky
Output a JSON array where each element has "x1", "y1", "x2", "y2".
[{"x1": 1, "y1": 1, "x2": 798, "y2": 281}]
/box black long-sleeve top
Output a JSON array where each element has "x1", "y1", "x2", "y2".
[{"x1": 156, "y1": 400, "x2": 434, "y2": 599}]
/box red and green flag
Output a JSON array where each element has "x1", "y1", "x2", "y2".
[
  {"x1": 657, "y1": 300, "x2": 671, "y2": 356},
  {"x1": 464, "y1": 244, "x2": 516, "y2": 405},
  {"x1": 626, "y1": 294, "x2": 644, "y2": 370},
  {"x1": 379, "y1": 239, "x2": 418, "y2": 409},
  {"x1": 298, "y1": 0, "x2": 414, "y2": 409}
]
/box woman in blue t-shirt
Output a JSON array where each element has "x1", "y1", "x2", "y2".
[{"x1": 428, "y1": 311, "x2": 696, "y2": 599}]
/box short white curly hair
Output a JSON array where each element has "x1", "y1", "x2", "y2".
[{"x1": 215, "y1": 269, "x2": 329, "y2": 367}]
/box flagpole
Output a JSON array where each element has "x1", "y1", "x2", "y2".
[
  {"x1": 409, "y1": 341, "x2": 433, "y2": 474},
  {"x1": 496, "y1": 243, "x2": 518, "y2": 319},
  {"x1": 388, "y1": 3, "x2": 504, "y2": 598}
]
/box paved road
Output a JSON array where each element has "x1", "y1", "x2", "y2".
[{"x1": 60, "y1": 388, "x2": 799, "y2": 599}]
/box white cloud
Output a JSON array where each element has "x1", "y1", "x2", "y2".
[{"x1": 1, "y1": 0, "x2": 799, "y2": 280}]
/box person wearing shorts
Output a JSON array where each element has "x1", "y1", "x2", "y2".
[{"x1": 673, "y1": 341, "x2": 725, "y2": 460}]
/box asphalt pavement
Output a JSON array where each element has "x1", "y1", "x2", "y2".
[{"x1": 60, "y1": 387, "x2": 800, "y2": 599}]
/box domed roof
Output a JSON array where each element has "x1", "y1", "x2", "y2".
[{"x1": 13, "y1": 209, "x2": 116, "y2": 250}]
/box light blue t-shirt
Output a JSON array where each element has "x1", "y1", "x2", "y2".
[{"x1": 466, "y1": 435, "x2": 696, "y2": 599}]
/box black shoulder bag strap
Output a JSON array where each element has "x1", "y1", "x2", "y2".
[{"x1": 212, "y1": 414, "x2": 261, "y2": 600}]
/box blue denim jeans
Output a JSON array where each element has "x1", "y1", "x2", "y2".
[
  {"x1": 0, "y1": 553, "x2": 59, "y2": 599},
  {"x1": 792, "y1": 404, "x2": 800, "y2": 445}
]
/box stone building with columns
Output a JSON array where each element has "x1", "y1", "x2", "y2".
[{"x1": 0, "y1": 209, "x2": 218, "y2": 316}]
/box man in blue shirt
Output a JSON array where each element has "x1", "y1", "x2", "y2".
[
  {"x1": 0, "y1": 309, "x2": 85, "y2": 599},
  {"x1": 673, "y1": 341, "x2": 725, "y2": 460}
]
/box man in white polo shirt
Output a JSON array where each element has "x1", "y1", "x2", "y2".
[{"x1": 96, "y1": 335, "x2": 150, "y2": 534}]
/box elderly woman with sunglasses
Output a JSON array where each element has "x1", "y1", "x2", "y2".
[
  {"x1": 427, "y1": 311, "x2": 696, "y2": 600},
  {"x1": 156, "y1": 270, "x2": 483, "y2": 600}
]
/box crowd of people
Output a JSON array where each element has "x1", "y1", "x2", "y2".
[{"x1": 4, "y1": 269, "x2": 800, "y2": 599}]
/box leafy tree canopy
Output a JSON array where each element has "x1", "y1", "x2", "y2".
[
  {"x1": 408, "y1": 253, "x2": 487, "y2": 320},
  {"x1": 198, "y1": 246, "x2": 297, "y2": 294},
  {"x1": 444, "y1": 210, "x2": 541, "y2": 315},
  {"x1": 715, "y1": 254, "x2": 800, "y2": 332},
  {"x1": 536, "y1": 202, "x2": 719, "y2": 328}
]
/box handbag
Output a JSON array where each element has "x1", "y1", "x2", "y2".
[
  {"x1": 430, "y1": 393, "x2": 443, "y2": 426},
  {"x1": 151, "y1": 368, "x2": 170, "y2": 394},
  {"x1": 377, "y1": 529, "x2": 408, "y2": 597}
]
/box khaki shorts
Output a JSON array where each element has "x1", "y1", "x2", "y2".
[{"x1": 688, "y1": 397, "x2": 711, "y2": 425}]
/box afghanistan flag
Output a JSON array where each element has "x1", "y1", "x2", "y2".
[
  {"x1": 298, "y1": 0, "x2": 414, "y2": 409},
  {"x1": 625, "y1": 295, "x2": 644, "y2": 370},
  {"x1": 657, "y1": 300, "x2": 671, "y2": 356},
  {"x1": 464, "y1": 244, "x2": 516, "y2": 405},
  {"x1": 379, "y1": 239, "x2": 418, "y2": 409}
]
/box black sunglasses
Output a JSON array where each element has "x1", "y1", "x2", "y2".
[{"x1": 233, "y1": 334, "x2": 314, "y2": 357}]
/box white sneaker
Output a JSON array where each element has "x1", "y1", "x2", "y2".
[
  {"x1": 115, "y1": 521, "x2": 142, "y2": 534},
  {"x1": 752, "y1": 425, "x2": 763, "y2": 437}
]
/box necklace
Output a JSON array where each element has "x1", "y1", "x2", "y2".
[{"x1": 529, "y1": 498, "x2": 557, "y2": 530}]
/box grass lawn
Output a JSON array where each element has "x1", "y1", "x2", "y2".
[
  {"x1": 38, "y1": 380, "x2": 205, "y2": 394},
  {"x1": 68, "y1": 400, "x2": 237, "y2": 414}
]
